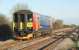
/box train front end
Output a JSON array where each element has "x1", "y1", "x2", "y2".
[{"x1": 13, "y1": 10, "x2": 33, "y2": 40}]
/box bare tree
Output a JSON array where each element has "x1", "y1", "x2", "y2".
[
  {"x1": 0, "y1": 14, "x2": 9, "y2": 25},
  {"x1": 0, "y1": 14, "x2": 13, "y2": 41},
  {"x1": 53, "y1": 19, "x2": 64, "y2": 30},
  {"x1": 70, "y1": 24, "x2": 77, "y2": 28},
  {"x1": 11, "y1": 3, "x2": 29, "y2": 14}
]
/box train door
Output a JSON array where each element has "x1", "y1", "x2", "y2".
[
  {"x1": 13, "y1": 13, "x2": 21, "y2": 36},
  {"x1": 26, "y1": 13, "x2": 33, "y2": 33}
]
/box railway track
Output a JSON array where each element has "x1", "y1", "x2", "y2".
[
  {"x1": 20, "y1": 32, "x2": 74, "y2": 50},
  {"x1": 20, "y1": 34, "x2": 66, "y2": 50},
  {"x1": 0, "y1": 37, "x2": 45, "y2": 50},
  {"x1": 41, "y1": 35, "x2": 65, "y2": 50},
  {"x1": 0, "y1": 34, "x2": 64, "y2": 50},
  {"x1": 0, "y1": 29, "x2": 74, "y2": 50}
]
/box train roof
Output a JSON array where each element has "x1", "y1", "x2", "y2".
[{"x1": 13, "y1": 10, "x2": 32, "y2": 14}]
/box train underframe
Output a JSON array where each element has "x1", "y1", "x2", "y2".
[{"x1": 13, "y1": 28, "x2": 52, "y2": 40}]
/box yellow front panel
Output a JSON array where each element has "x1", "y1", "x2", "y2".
[
  {"x1": 13, "y1": 22, "x2": 15, "y2": 31},
  {"x1": 27, "y1": 22, "x2": 32, "y2": 27},
  {"x1": 20, "y1": 22, "x2": 23, "y2": 30}
]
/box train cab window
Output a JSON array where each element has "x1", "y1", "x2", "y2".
[
  {"x1": 27, "y1": 14, "x2": 32, "y2": 22},
  {"x1": 14, "y1": 14, "x2": 18, "y2": 22},
  {"x1": 20, "y1": 14, "x2": 26, "y2": 22}
]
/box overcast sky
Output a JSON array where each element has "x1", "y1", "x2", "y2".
[{"x1": 0, "y1": 0, "x2": 79, "y2": 25}]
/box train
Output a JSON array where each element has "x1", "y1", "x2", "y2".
[{"x1": 12, "y1": 10, "x2": 53, "y2": 40}]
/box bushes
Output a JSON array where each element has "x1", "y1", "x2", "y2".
[{"x1": 0, "y1": 24, "x2": 13, "y2": 41}]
